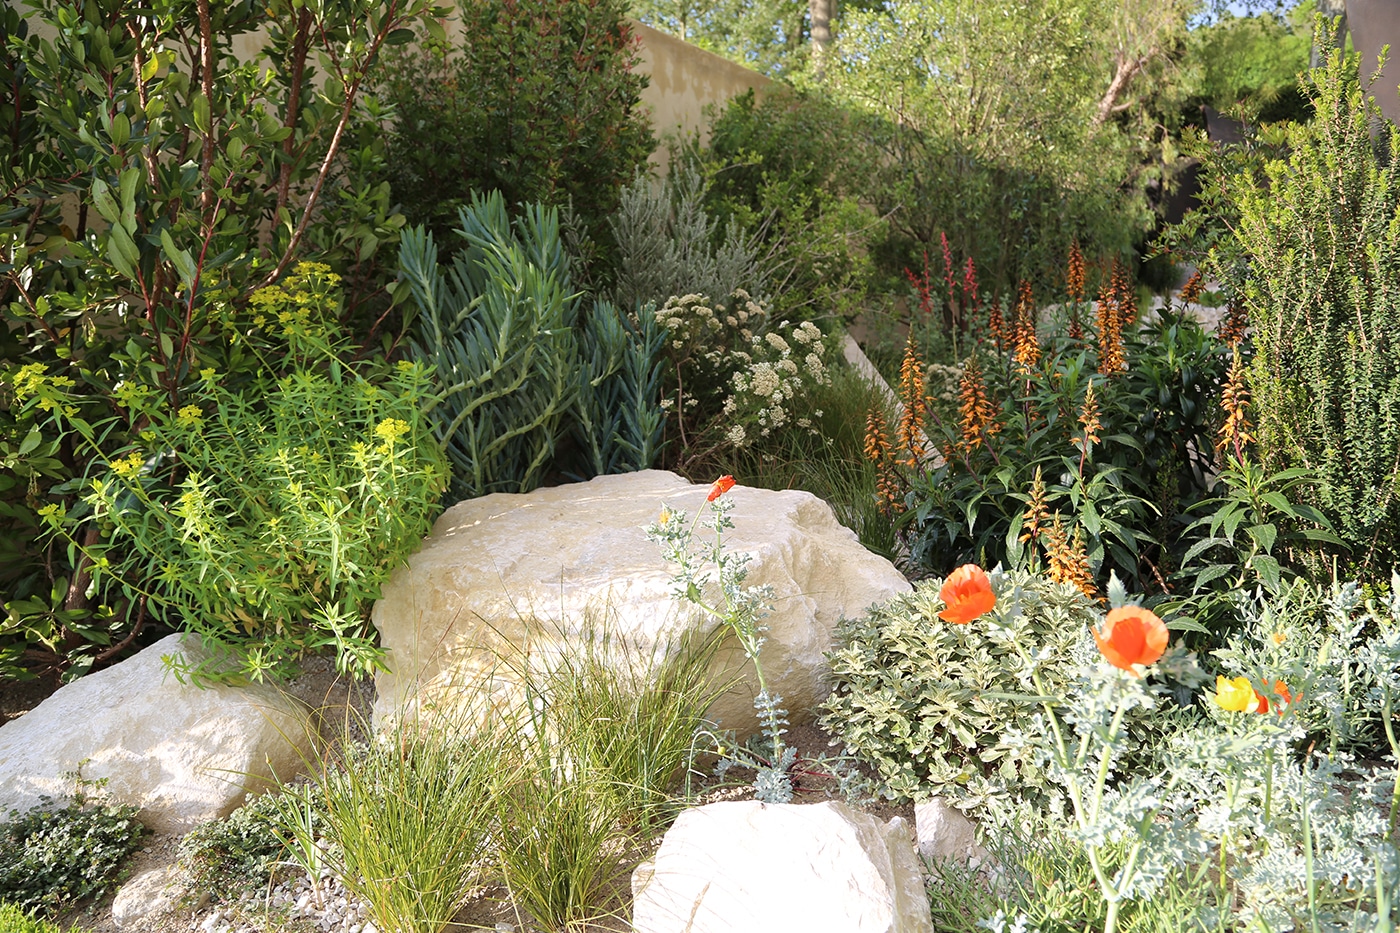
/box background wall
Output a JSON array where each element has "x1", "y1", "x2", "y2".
[{"x1": 630, "y1": 20, "x2": 773, "y2": 170}]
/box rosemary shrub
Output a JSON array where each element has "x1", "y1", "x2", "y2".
[{"x1": 1230, "y1": 38, "x2": 1400, "y2": 579}]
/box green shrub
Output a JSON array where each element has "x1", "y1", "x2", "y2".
[
  {"x1": 400, "y1": 194, "x2": 581, "y2": 500},
  {"x1": 1229, "y1": 41, "x2": 1400, "y2": 580},
  {"x1": 571, "y1": 299, "x2": 668, "y2": 479},
  {"x1": 0, "y1": 0, "x2": 442, "y2": 681},
  {"x1": 373, "y1": 0, "x2": 653, "y2": 263},
  {"x1": 698, "y1": 88, "x2": 882, "y2": 322},
  {"x1": 0, "y1": 903, "x2": 64, "y2": 933},
  {"x1": 822, "y1": 568, "x2": 1098, "y2": 812},
  {"x1": 178, "y1": 791, "x2": 315, "y2": 898},
  {"x1": 30, "y1": 267, "x2": 448, "y2": 684},
  {"x1": 0, "y1": 796, "x2": 145, "y2": 914},
  {"x1": 879, "y1": 288, "x2": 1227, "y2": 593}
]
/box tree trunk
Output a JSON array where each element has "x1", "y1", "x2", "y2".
[{"x1": 809, "y1": 0, "x2": 834, "y2": 76}]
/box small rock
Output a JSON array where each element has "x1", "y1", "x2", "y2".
[
  {"x1": 914, "y1": 798, "x2": 988, "y2": 867},
  {"x1": 632, "y1": 800, "x2": 932, "y2": 933},
  {"x1": 112, "y1": 865, "x2": 191, "y2": 928}
]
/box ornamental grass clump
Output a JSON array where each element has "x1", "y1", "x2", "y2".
[{"x1": 277, "y1": 713, "x2": 502, "y2": 933}]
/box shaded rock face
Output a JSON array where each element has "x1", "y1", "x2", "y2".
[
  {"x1": 371, "y1": 470, "x2": 911, "y2": 737},
  {"x1": 630, "y1": 800, "x2": 933, "y2": 933},
  {"x1": 0, "y1": 633, "x2": 314, "y2": 834}
]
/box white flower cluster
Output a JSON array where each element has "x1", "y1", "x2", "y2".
[
  {"x1": 725, "y1": 316, "x2": 831, "y2": 444},
  {"x1": 653, "y1": 290, "x2": 832, "y2": 450},
  {"x1": 926, "y1": 361, "x2": 963, "y2": 407}
]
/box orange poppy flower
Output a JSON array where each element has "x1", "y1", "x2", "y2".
[
  {"x1": 707, "y1": 475, "x2": 736, "y2": 501},
  {"x1": 938, "y1": 564, "x2": 996, "y2": 624},
  {"x1": 1093, "y1": 606, "x2": 1169, "y2": 673},
  {"x1": 1261, "y1": 679, "x2": 1298, "y2": 714}
]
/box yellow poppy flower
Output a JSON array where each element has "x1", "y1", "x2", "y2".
[{"x1": 1214, "y1": 675, "x2": 1255, "y2": 712}]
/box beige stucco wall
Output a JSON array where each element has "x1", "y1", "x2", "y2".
[{"x1": 630, "y1": 20, "x2": 773, "y2": 165}]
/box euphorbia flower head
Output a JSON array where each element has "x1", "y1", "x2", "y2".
[
  {"x1": 707, "y1": 475, "x2": 736, "y2": 501},
  {"x1": 1093, "y1": 605, "x2": 1168, "y2": 674},
  {"x1": 938, "y1": 564, "x2": 996, "y2": 624}
]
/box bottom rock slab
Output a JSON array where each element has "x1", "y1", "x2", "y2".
[{"x1": 631, "y1": 800, "x2": 932, "y2": 933}]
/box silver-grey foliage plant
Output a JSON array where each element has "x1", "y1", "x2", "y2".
[{"x1": 609, "y1": 164, "x2": 767, "y2": 314}]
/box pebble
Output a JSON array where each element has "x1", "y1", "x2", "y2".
[{"x1": 185, "y1": 840, "x2": 372, "y2": 933}]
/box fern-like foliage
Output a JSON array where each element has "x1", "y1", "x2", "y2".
[
  {"x1": 1233, "y1": 36, "x2": 1400, "y2": 578},
  {"x1": 399, "y1": 192, "x2": 580, "y2": 500}
]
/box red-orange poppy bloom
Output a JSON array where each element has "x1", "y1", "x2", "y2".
[
  {"x1": 1260, "y1": 679, "x2": 1298, "y2": 714},
  {"x1": 1093, "y1": 606, "x2": 1169, "y2": 673},
  {"x1": 707, "y1": 475, "x2": 736, "y2": 501},
  {"x1": 938, "y1": 564, "x2": 996, "y2": 624}
]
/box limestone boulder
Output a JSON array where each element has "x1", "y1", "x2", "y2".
[
  {"x1": 112, "y1": 863, "x2": 203, "y2": 929},
  {"x1": 371, "y1": 470, "x2": 910, "y2": 736},
  {"x1": 915, "y1": 798, "x2": 988, "y2": 867},
  {"x1": 630, "y1": 800, "x2": 933, "y2": 933},
  {"x1": 0, "y1": 633, "x2": 314, "y2": 834}
]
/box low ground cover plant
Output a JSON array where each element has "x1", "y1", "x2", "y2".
[{"x1": 0, "y1": 791, "x2": 145, "y2": 915}]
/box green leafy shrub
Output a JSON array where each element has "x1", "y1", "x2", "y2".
[
  {"x1": 876, "y1": 284, "x2": 1227, "y2": 593},
  {"x1": 31, "y1": 267, "x2": 448, "y2": 683},
  {"x1": 0, "y1": 903, "x2": 64, "y2": 933},
  {"x1": 373, "y1": 0, "x2": 653, "y2": 261},
  {"x1": 178, "y1": 791, "x2": 317, "y2": 898},
  {"x1": 822, "y1": 568, "x2": 1099, "y2": 811},
  {"x1": 697, "y1": 88, "x2": 882, "y2": 322},
  {"x1": 1227, "y1": 41, "x2": 1400, "y2": 580},
  {"x1": 0, "y1": 795, "x2": 145, "y2": 914},
  {"x1": 0, "y1": 0, "x2": 444, "y2": 681}
]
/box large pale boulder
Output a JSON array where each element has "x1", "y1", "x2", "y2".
[
  {"x1": 631, "y1": 800, "x2": 933, "y2": 933},
  {"x1": 0, "y1": 634, "x2": 314, "y2": 833},
  {"x1": 371, "y1": 470, "x2": 910, "y2": 736}
]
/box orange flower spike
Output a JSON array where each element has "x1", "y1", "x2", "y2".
[
  {"x1": 1093, "y1": 606, "x2": 1169, "y2": 674},
  {"x1": 938, "y1": 564, "x2": 996, "y2": 624},
  {"x1": 707, "y1": 475, "x2": 736, "y2": 501},
  {"x1": 1067, "y1": 239, "x2": 1085, "y2": 302}
]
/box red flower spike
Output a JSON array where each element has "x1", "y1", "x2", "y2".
[
  {"x1": 938, "y1": 564, "x2": 996, "y2": 624},
  {"x1": 707, "y1": 475, "x2": 736, "y2": 501},
  {"x1": 1093, "y1": 606, "x2": 1169, "y2": 674}
]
